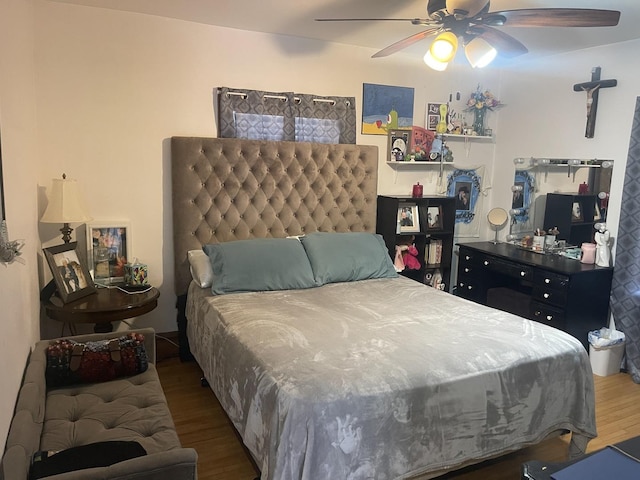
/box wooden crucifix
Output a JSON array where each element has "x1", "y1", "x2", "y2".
[{"x1": 573, "y1": 67, "x2": 617, "y2": 138}]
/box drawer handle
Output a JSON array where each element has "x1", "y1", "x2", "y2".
[
  {"x1": 459, "y1": 282, "x2": 465, "y2": 287},
  {"x1": 465, "y1": 255, "x2": 470, "y2": 260},
  {"x1": 545, "y1": 278, "x2": 551, "y2": 284},
  {"x1": 520, "y1": 271, "x2": 526, "y2": 277},
  {"x1": 546, "y1": 315, "x2": 553, "y2": 321},
  {"x1": 467, "y1": 285, "x2": 473, "y2": 290},
  {"x1": 543, "y1": 293, "x2": 550, "y2": 299},
  {"x1": 483, "y1": 260, "x2": 489, "y2": 266},
  {"x1": 534, "y1": 310, "x2": 541, "y2": 317},
  {"x1": 464, "y1": 268, "x2": 470, "y2": 273}
]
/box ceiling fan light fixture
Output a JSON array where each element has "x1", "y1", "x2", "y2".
[
  {"x1": 445, "y1": 0, "x2": 489, "y2": 19},
  {"x1": 465, "y1": 36, "x2": 497, "y2": 68},
  {"x1": 423, "y1": 50, "x2": 449, "y2": 71},
  {"x1": 429, "y1": 31, "x2": 458, "y2": 62}
]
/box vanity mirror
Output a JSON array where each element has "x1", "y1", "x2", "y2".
[
  {"x1": 487, "y1": 207, "x2": 508, "y2": 244},
  {"x1": 508, "y1": 158, "x2": 613, "y2": 247}
]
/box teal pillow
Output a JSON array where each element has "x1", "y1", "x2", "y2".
[
  {"x1": 203, "y1": 238, "x2": 316, "y2": 294},
  {"x1": 300, "y1": 232, "x2": 397, "y2": 285}
]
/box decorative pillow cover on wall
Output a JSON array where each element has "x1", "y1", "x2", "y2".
[
  {"x1": 300, "y1": 232, "x2": 397, "y2": 285},
  {"x1": 45, "y1": 332, "x2": 148, "y2": 387},
  {"x1": 203, "y1": 238, "x2": 316, "y2": 294}
]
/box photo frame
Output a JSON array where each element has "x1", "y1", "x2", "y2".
[
  {"x1": 388, "y1": 129, "x2": 412, "y2": 162},
  {"x1": 426, "y1": 205, "x2": 443, "y2": 230},
  {"x1": 594, "y1": 201, "x2": 602, "y2": 221},
  {"x1": 44, "y1": 242, "x2": 96, "y2": 303},
  {"x1": 87, "y1": 222, "x2": 131, "y2": 284},
  {"x1": 397, "y1": 204, "x2": 420, "y2": 233},
  {"x1": 571, "y1": 202, "x2": 583, "y2": 222},
  {"x1": 426, "y1": 101, "x2": 447, "y2": 132}
]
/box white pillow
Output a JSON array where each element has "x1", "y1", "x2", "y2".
[{"x1": 188, "y1": 249, "x2": 214, "y2": 288}]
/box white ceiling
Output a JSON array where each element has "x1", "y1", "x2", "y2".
[{"x1": 50, "y1": 0, "x2": 640, "y2": 64}]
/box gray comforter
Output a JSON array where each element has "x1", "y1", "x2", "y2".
[{"x1": 186, "y1": 276, "x2": 596, "y2": 480}]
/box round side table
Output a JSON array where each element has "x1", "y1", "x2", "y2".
[{"x1": 43, "y1": 286, "x2": 160, "y2": 334}]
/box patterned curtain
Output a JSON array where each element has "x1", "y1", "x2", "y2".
[
  {"x1": 611, "y1": 96, "x2": 640, "y2": 382},
  {"x1": 217, "y1": 87, "x2": 356, "y2": 144}
]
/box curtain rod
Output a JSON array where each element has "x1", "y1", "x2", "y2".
[{"x1": 223, "y1": 90, "x2": 339, "y2": 105}]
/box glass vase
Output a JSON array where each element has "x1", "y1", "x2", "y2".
[{"x1": 472, "y1": 108, "x2": 486, "y2": 136}]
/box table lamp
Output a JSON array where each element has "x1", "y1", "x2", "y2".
[{"x1": 41, "y1": 173, "x2": 92, "y2": 243}]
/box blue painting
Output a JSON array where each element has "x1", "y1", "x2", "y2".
[{"x1": 362, "y1": 83, "x2": 415, "y2": 135}]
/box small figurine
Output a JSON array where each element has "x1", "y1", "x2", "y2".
[{"x1": 594, "y1": 223, "x2": 611, "y2": 267}]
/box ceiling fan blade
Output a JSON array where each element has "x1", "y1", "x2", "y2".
[
  {"x1": 315, "y1": 18, "x2": 417, "y2": 23},
  {"x1": 487, "y1": 9, "x2": 620, "y2": 28},
  {"x1": 471, "y1": 25, "x2": 528, "y2": 58},
  {"x1": 372, "y1": 27, "x2": 441, "y2": 58}
]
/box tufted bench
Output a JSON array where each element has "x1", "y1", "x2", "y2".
[{"x1": 1, "y1": 328, "x2": 197, "y2": 480}]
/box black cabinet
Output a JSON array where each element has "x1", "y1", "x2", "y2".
[
  {"x1": 377, "y1": 195, "x2": 455, "y2": 290},
  {"x1": 456, "y1": 242, "x2": 613, "y2": 349},
  {"x1": 543, "y1": 193, "x2": 598, "y2": 246}
]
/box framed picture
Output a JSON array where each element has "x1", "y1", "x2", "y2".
[
  {"x1": 571, "y1": 202, "x2": 583, "y2": 222},
  {"x1": 426, "y1": 205, "x2": 443, "y2": 230},
  {"x1": 426, "y1": 101, "x2": 447, "y2": 132},
  {"x1": 87, "y1": 222, "x2": 131, "y2": 284},
  {"x1": 388, "y1": 129, "x2": 412, "y2": 162},
  {"x1": 397, "y1": 204, "x2": 420, "y2": 233},
  {"x1": 594, "y1": 201, "x2": 602, "y2": 221},
  {"x1": 44, "y1": 242, "x2": 96, "y2": 303},
  {"x1": 362, "y1": 83, "x2": 415, "y2": 135}
]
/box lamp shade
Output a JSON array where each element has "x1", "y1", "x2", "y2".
[
  {"x1": 423, "y1": 50, "x2": 449, "y2": 71},
  {"x1": 429, "y1": 32, "x2": 458, "y2": 63},
  {"x1": 41, "y1": 175, "x2": 92, "y2": 224},
  {"x1": 465, "y1": 37, "x2": 497, "y2": 68}
]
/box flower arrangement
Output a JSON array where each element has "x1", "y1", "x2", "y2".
[
  {"x1": 464, "y1": 85, "x2": 503, "y2": 136},
  {"x1": 465, "y1": 85, "x2": 502, "y2": 112}
]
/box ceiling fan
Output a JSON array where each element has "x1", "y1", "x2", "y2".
[{"x1": 316, "y1": 0, "x2": 620, "y2": 69}]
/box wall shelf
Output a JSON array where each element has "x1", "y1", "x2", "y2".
[
  {"x1": 386, "y1": 161, "x2": 453, "y2": 167},
  {"x1": 442, "y1": 133, "x2": 493, "y2": 142}
]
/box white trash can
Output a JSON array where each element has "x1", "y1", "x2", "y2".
[{"x1": 589, "y1": 342, "x2": 625, "y2": 376}]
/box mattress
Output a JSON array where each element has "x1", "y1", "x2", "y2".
[{"x1": 186, "y1": 276, "x2": 596, "y2": 480}]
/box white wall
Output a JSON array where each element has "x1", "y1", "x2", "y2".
[
  {"x1": 31, "y1": 1, "x2": 502, "y2": 334},
  {"x1": 0, "y1": 0, "x2": 41, "y2": 453}
]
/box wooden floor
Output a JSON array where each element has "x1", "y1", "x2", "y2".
[{"x1": 156, "y1": 348, "x2": 640, "y2": 480}]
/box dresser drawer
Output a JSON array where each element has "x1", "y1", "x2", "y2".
[
  {"x1": 458, "y1": 248, "x2": 480, "y2": 267},
  {"x1": 479, "y1": 255, "x2": 532, "y2": 281},
  {"x1": 529, "y1": 301, "x2": 566, "y2": 330},
  {"x1": 532, "y1": 285, "x2": 568, "y2": 307},
  {"x1": 534, "y1": 270, "x2": 569, "y2": 290},
  {"x1": 456, "y1": 275, "x2": 484, "y2": 302}
]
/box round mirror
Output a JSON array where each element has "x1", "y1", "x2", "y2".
[{"x1": 487, "y1": 207, "x2": 508, "y2": 244}]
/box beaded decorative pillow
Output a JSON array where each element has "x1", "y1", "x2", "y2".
[{"x1": 45, "y1": 332, "x2": 148, "y2": 387}]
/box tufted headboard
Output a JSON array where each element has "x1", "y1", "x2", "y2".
[{"x1": 171, "y1": 137, "x2": 379, "y2": 296}]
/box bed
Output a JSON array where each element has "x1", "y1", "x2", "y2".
[{"x1": 171, "y1": 136, "x2": 597, "y2": 480}]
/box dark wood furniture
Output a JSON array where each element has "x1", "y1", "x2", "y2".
[
  {"x1": 521, "y1": 436, "x2": 640, "y2": 479},
  {"x1": 543, "y1": 193, "x2": 598, "y2": 246},
  {"x1": 377, "y1": 195, "x2": 456, "y2": 290},
  {"x1": 456, "y1": 242, "x2": 613, "y2": 349},
  {"x1": 43, "y1": 286, "x2": 160, "y2": 333}
]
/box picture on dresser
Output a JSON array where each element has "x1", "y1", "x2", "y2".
[
  {"x1": 571, "y1": 202, "x2": 583, "y2": 222},
  {"x1": 397, "y1": 204, "x2": 420, "y2": 233},
  {"x1": 594, "y1": 201, "x2": 602, "y2": 221}
]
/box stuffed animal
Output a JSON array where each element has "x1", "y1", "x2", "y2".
[{"x1": 394, "y1": 244, "x2": 420, "y2": 271}]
